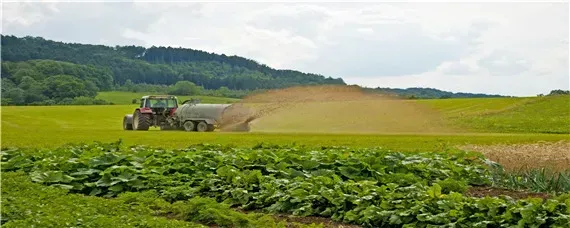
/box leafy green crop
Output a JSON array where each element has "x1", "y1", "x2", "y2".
[
  {"x1": 2, "y1": 141, "x2": 569, "y2": 227},
  {"x1": 1, "y1": 172, "x2": 322, "y2": 228},
  {"x1": 1, "y1": 172, "x2": 203, "y2": 228}
]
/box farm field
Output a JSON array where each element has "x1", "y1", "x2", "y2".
[
  {"x1": 97, "y1": 91, "x2": 570, "y2": 134},
  {"x1": 3, "y1": 140, "x2": 570, "y2": 227},
  {"x1": 2, "y1": 94, "x2": 569, "y2": 149},
  {"x1": 418, "y1": 95, "x2": 570, "y2": 134},
  {"x1": 250, "y1": 95, "x2": 570, "y2": 134},
  {"x1": 2, "y1": 91, "x2": 570, "y2": 227},
  {"x1": 1, "y1": 103, "x2": 569, "y2": 150}
]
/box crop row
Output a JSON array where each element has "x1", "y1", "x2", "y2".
[
  {"x1": 2, "y1": 141, "x2": 569, "y2": 227},
  {"x1": 2, "y1": 171, "x2": 321, "y2": 228}
]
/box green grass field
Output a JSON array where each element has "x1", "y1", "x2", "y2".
[
  {"x1": 2, "y1": 95, "x2": 569, "y2": 150},
  {"x1": 418, "y1": 95, "x2": 570, "y2": 134},
  {"x1": 96, "y1": 91, "x2": 240, "y2": 105}
]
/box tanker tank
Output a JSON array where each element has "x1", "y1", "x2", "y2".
[
  {"x1": 172, "y1": 101, "x2": 254, "y2": 132},
  {"x1": 174, "y1": 103, "x2": 231, "y2": 125}
]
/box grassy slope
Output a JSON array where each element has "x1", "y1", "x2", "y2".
[
  {"x1": 418, "y1": 95, "x2": 570, "y2": 134},
  {"x1": 457, "y1": 95, "x2": 570, "y2": 133},
  {"x1": 96, "y1": 91, "x2": 240, "y2": 105},
  {"x1": 416, "y1": 97, "x2": 536, "y2": 117},
  {"x1": 245, "y1": 95, "x2": 570, "y2": 134}
]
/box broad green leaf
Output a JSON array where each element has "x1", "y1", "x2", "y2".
[{"x1": 427, "y1": 183, "x2": 442, "y2": 198}]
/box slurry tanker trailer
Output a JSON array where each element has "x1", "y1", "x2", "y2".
[{"x1": 122, "y1": 95, "x2": 249, "y2": 132}]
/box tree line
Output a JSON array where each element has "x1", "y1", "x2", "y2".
[
  {"x1": 1, "y1": 35, "x2": 345, "y2": 89},
  {"x1": 0, "y1": 59, "x2": 264, "y2": 105},
  {"x1": 1, "y1": 60, "x2": 114, "y2": 105},
  {"x1": 368, "y1": 87, "x2": 508, "y2": 99},
  {"x1": 116, "y1": 80, "x2": 257, "y2": 99}
]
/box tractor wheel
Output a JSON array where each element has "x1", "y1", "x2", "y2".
[
  {"x1": 183, "y1": 121, "x2": 195, "y2": 132},
  {"x1": 206, "y1": 124, "x2": 215, "y2": 132},
  {"x1": 123, "y1": 115, "x2": 133, "y2": 130},
  {"x1": 133, "y1": 110, "x2": 150, "y2": 131},
  {"x1": 196, "y1": 121, "x2": 208, "y2": 132}
]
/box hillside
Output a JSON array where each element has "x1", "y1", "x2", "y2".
[
  {"x1": 418, "y1": 95, "x2": 570, "y2": 134},
  {"x1": 1, "y1": 35, "x2": 345, "y2": 89},
  {"x1": 250, "y1": 95, "x2": 570, "y2": 134},
  {"x1": 230, "y1": 86, "x2": 569, "y2": 134}
]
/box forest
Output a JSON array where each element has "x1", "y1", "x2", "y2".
[
  {"x1": 0, "y1": 35, "x2": 344, "y2": 105},
  {"x1": 1, "y1": 35, "x2": 344, "y2": 88}
]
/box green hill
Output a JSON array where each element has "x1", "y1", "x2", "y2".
[
  {"x1": 0, "y1": 35, "x2": 346, "y2": 106},
  {"x1": 419, "y1": 95, "x2": 570, "y2": 134},
  {"x1": 1, "y1": 35, "x2": 345, "y2": 90}
]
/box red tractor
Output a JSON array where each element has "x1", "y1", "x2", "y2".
[{"x1": 123, "y1": 95, "x2": 179, "y2": 131}]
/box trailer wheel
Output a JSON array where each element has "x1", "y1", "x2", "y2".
[
  {"x1": 196, "y1": 121, "x2": 208, "y2": 132},
  {"x1": 133, "y1": 110, "x2": 150, "y2": 131},
  {"x1": 183, "y1": 121, "x2": 195, "y2": 132}
]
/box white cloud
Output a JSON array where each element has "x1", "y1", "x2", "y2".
[{"x1": 2, "y1": 1, "x2": 568, "y2": 96}]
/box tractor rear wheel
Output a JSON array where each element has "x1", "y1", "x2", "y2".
[
  {"x1": 133, "y1": 110, "x2": 150, "y2": 131},
  {"x1": 183, "y1": 121, "x2": 195, "y2": 131},
  {"x1": 196, "y1": 121, "x2": 208, "y2": 132}
]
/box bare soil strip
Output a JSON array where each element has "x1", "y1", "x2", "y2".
[
  {"x1": 233, "y1": 208, "x2": 361, "y2": 228},
  {"x1": 271, "y1": 213, "x2": 362, "y2": 228},
  {"x1": 466, "y1": 186, "x2": 551, "y2": 200}
]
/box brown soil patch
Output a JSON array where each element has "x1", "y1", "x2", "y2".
[
  {"x1": 219, "y1": 85, "x2": 456, "y2": 134},
  {"x1": 466, "y1": 186, "x2": 550, "y2": 200},
  {"x1": 271, "y1": 213, "x2": 361, "y2": 228},
  {"x1": 233, "y1": 208, "x2": 360, "y2": 228},
  {"x1": 459, "y1": 141, "x2": 570, "y2": 172}
]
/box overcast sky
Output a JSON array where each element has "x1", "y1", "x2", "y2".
[{"x1": 2, "y1": 1, "x2": 568, "y2": 96}]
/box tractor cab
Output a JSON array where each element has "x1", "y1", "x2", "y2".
[{"x1": 139, "y1": 95, "x2": 179, "y2": 116}]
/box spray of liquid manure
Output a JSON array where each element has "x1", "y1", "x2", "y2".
[{"x1": 219, "y1": 85, "x2": 456, "y2": 134}]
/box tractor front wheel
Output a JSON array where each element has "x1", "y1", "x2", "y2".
[{"x1": 133, "y1": 110, "x2": 150, "y2": 131}]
